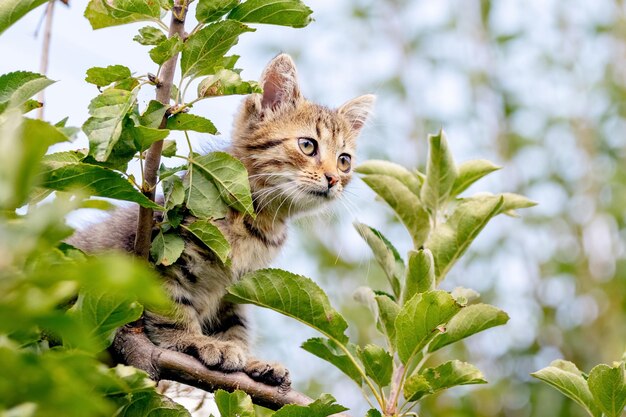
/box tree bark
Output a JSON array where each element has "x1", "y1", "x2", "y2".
[
  {"x1": 112, "y1": 322, "x2": 353, "y2": 415},
  {"x1": 133, "y1": 1, "x2": 188, "y2": 259}
]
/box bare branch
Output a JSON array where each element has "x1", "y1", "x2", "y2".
[
  {"x1": 112, "y1": 322, "x2": 354, "y2": 415},
  {"x1": 37, "y1": 0, "x2": 55, "y2": 120},
  {"x1": 134, "y1": 1, "x2": 189, "y2": 258}
]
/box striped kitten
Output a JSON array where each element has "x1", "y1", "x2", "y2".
[{"x1": 69, "y1": 54, "x2": 374, "y2": 385}]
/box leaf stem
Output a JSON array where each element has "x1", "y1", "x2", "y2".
[{"x1": 336, "y1": 343, "x2": 385, "y2": 410}]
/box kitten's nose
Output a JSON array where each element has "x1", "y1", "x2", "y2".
[{"x1": 325, "y1": 173, "x2": 339, "y2": 189}]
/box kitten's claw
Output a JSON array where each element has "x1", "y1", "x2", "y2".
[
  {"x1": 194, "y1": 341, "x2": 247, "y2": 371},
  {"x1": 245, "y1": 359, "x2": 291, "y2": 387}
]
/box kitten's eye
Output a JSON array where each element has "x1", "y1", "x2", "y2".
[
  {"x1": 298, "y1": 137, "x2": 318, "y2": 156},
  {"x1": 337, "y1": 154, "x2": 351, "y2": 172}
]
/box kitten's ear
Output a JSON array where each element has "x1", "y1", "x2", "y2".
[
  {"x1": 259, "y1": 53, "x2": 301, "y2": 112},
  {"x1": 338, "y1": 94, "x2": 376, "y2": 133}
]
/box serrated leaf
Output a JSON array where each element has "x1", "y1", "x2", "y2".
[
  {"x1": 420, "y1": 360, "x2": 487, "y2": 393},
  {"x1": 116, "y1": 390, "x2": 190, "y2": 417},
  {"x1": 361, "y1": 174, "x2": 430, "y2": 248},
  {"x1": 227, "y1": 269, "x2": 349, "y2": 344},
  {"x1": 39, "y1": 162, "x2": 162, "y2": 209},
  {"x1": 42, "y1": 150, "x2": 87, "y2": 168},
  {"x1": 403, "y1": 374, "x2": 433, "y2": 402},
  {"x1": 197, "y1": 68, "x2": 261, "y2": 98},
  {"x1": 588, "y1": 363, "x2": 626, "y2": 417},
  {"x1": 166, "y1": 113, "x2": 218, "y2": 134},
  {"x1": 420, "y1": 130, "x2": 458, "y2": 214},
  {"x1": 426, "y1": 194, "x2": 503, "y2": 281},
  {"x1": 0, "y1": 71, "x2": 55, "y2": 114},
  {"x1": 191, "y1": 152, "x2": 254, "y2": 216},
  {"x1": 83, "y1": 88, "x2": 139, "y2": 162},
  {"x1": 403, "y1": 249, "x2": 435, "y2": 304},
  {"x1": 85, "y1": 0, "x2": 163, "y2": 30},
  {"x1": 532, "y1": 360, "x2": 602, "y2": 417},
  {"x1": 163, "y1": 174, "x2": 184, "y2": 210},
  {"x1": 357, "y1": 344, "x2": 392, "y2": 388},
  {"x1": 184, "y1": 165, "x2": 229, "y2": 219},
  {"x1": 451, "y1": 159, "x2": 501, "y2": 196},
  {"x1": 85, "y1": 65, "x2": 131, "y2": 87},
  {"x1": 356, "y1": 160, "x2": 421, "y2": 195},
  {"x1": 160, "y1": 163, "x2": 186, "y2": 181},
  {"x1": 375, "y1": 294, "x2": 400, "y2": 348},
  {"x1": 184, "y1": 220, "x2": 231, "y2": 263},
  {"x1": 181, "y1": 20, "x2": 254, "y2": 79},
  {"x1": 139, "y1": 100, "x2": 168, "y2": 128},
  {"x1": 214, "y1": 389, "x2": 254, "y2": 417},
  {"x1": 429, "y1": 304, "x2": 509, "y2": 352},
  {"x1": 196, "y1": 0, "x2": 240, "y2": 23},
  {"x1": 134, "y1": 25, "x2": 166, "y2": 45},
  {"x1": 228, "y1": 0, "x2": 313, "y2": 28},
  {"x1": 395, "y1": 290, "x2": 461, "y2": 365},
  {"x1": 272, "y1": 394, "x2": 348, "y2": 417},
  {"x1": 150, "y1": 231, "x2": 185, "y2": 266},
  {"x1": 85, "y1": 0, "x2": 143, "y2": 29},
  {"x1": 149, "y1": 34, "x2": 183, "y2": 65},
  {"x1": 353, "y1": 222, "x2": 403, "y2": 299},
  {"x1": 301, "y1": 338, "x2": 362, "y2": 385},
  {"x1": 132, "y1": 125, "x2": 170, "y2": 152},
  {"x1": 0, "y1": 0, "x2": 46, "y2": 35},
  {"x1": 68, "y1": 291, "x2": 143, "y2": 351}
]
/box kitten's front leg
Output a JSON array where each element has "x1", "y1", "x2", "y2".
[{"x1": 213, "y1": 303, "x2": 290, "y2": 386}]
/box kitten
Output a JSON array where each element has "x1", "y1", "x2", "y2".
[{"x1": 69, "y1": 54, "x2": 374, "y2": 385}]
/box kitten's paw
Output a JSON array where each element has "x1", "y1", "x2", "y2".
[
  {"x1": 195, "y1": 341, "x2": 247, "y2": 372},
  {"x1": 245, "y1": 359, "x2": 291, "y2": 387}
]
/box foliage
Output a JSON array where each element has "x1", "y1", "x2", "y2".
[{"x1": 227, "y1": 130, "x2": 534, "y2": 415}]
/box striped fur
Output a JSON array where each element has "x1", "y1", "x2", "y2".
[{"x1": 68, "y1": 54, "x2": 374, "y2": 386}]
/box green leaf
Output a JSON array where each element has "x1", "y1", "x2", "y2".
[
  {"x1": 196, "y1": 0, "x2": 240, "y2": 23},
  {"x1": 403, "y1": 249, "x2": 435, "y2": 304},
  {"x1": 214, "y1": 389, "x2": 254, "y2": 417},
  {"x1": 356, "y1": 159, "x2": 421, "y2": 195},
  {"x1": 39, "y1": 162, "x2": 162, "y2": 209},
  {"x1": 160, "y1": 163, "x2": 186, "y2": 181},
  {"x1": 420, "y1": 130, "x2": 458, "y2": 214},
  {"x1": 366, "y1": 410, "x2": 383, "y2": 417},
  {"x1": 139, "y1": 100, "x2": 168, "y2": 128},
  {"x1": 353, "y1": 222, "x2": 403, "y2": 299},
  {"x1": 429, "y1": 303, "x2": 509, "y2": 352},
  {"x1": 500, "y1": 192, "x2": 538, "y2": 212},
  {"x1": 85, "y1": 65, "x2": 132, "y2": 87},
  {"x1": 161, "y1": 139, "x2": 177, "y2": 157},
  {"x1": 357, "y1": 344, "x2": 392, "y2": 388},
  {"x1": 149, "y1": 34, "x2": 183, "y2": 65},
  {"x1": 68, "y1": 291, "x2": 143, "y2": 351},
  {"x1": 532, "y1": 360, "x2": 602, "y2": 417},
  {"x1": 426, "y1": 195, "x2": 503, "y2": 281},
  {"x1": 273, "y1": 394, "x2": 348, "y2": 417},
  {"x1": 0, "y1": 0, "x2": 46, "y2": 36},
  {"x1": 132, "y1": 125, "x2": 170, "y2": 152},
  {"x1": 133, "y1": 25, "x2": 166, "y2": 45},
  {"x1": 183, "y1": 220, "x2": 231, "y2": 263},
  {"x1": 0, "y1": 71, "x2": 55, "y2": 114},
  {"x1": 181, "y1": 20, "x2": 254, "y2": 79},
  {"x1": 83, "y1": 88, "x2": 139, "y2": 162},
  {"x1": 166, "y1": 113, "x2": 218, "y2": 134},
  {"x1": 191, "y1": 152, "x2": 254, "y2": 216},
  {"x1": 403, "y1": 374, "x2": 433, "y2": 402},
  {"x1": 150, "y1": 231, "x2": 185, "y2": 266},
  {"x1": 21, "y1": 99, "x2": 42, "y2": 114},
  {"x1": 301, "y1": 337, "x2": 362, "y2": 385},
  {"x1": 116, "y1": 390, "x2": 190, "y2": 417},
  {"x1": 361, "y1": 174, "x2": 431, "y2": 248},
  {"x1": 197, "y1": 68, "x2": 262, "y2": 98},
  {"x1": 228, "y1": 0, "x2": 313, "y2": 28},
  {"x1": 163, "y1": 174, "x2": 184, "y2": 210},
  {"x1": 85, "y1": 0, "x2": 160, "y2": 30},
  {"x1": 184, "y1": 165, "x2": 229, "y2": 219},
  {"x1": 375, "y1": 294, "x2": 400, "y2": 348},
  {"x1": 451, "y1": 159, "x2": 501, "y2": 197},
  {"x1": 588, "y1": 363, "x2": 626, "y2": 417},
  {"x1": 395, "y1": 290, "x2": 461, "y2": 365},
  {"x1": 227, "y1": 269, "x2": 349, "y2": 344},
  {"x1": 421, "y1": 360, "x2": 487, "y2": 393}
]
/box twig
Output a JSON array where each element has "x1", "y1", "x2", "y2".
[
  {"x1": 37, "y1": 0, "x2": 56, "y2": 120},
  {"x1": 133, "y1": 1, "x2": 188, "y2": 259},
  {"x1": 112, "y1": 321, "x2": 353, "y2": 415}
]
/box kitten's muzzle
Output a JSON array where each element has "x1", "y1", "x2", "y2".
[{"x1": 325, "y1": 173, "x2": 339, "y2": 189}]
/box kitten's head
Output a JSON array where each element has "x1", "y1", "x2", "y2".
[{"x1": 231, "y1": 54, "x2": 375, "y2": 217}]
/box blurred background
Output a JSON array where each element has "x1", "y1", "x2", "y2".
[{"x1": 1, "y1": 0, "x2": 625, "y2": 416}]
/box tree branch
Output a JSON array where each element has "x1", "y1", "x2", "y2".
[
  {"x1": 37, "y1": 0, "x2": 56, "y2": 120},
  {"x1": 112, "y1": 322, "x2": 353, "y2": 415},
  {"x1": 134, "y1": 1, "x2": 188, "y2": 259}
]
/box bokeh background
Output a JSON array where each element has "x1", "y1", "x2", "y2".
[{"x1": 1, "y1": 1, "x2": 625, "y2": 416}]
